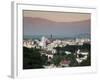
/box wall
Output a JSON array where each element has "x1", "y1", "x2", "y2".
[{"x1": 0, "y1": 0, "x2": 99, "y2": 80}]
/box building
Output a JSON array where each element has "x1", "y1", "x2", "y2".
[{"x1": 39, "y1": 36, "x2": 48, "y2": 48}]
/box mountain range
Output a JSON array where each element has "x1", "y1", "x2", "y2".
[{"x1": 23, "y1": 17, "x2": 91, "y2": 38}]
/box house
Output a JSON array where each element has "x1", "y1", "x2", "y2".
[
  {"x1": 65, "y1": 51, "x2": 71, "y2": 55},
  {"x1": 60, "y1": 59, "x2": 70, "y2": 67}
]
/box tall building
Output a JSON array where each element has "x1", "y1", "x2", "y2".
[
  {"x1": 50, "y1": 34, "x2": 52, "y2": 39},
  {"x1": 50, "y1": 34, "x2": 53, "y2": 42}
]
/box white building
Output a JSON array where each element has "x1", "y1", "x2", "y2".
[
  {"x1": 39, "y1": 36, "x2": 48, "y2": 48},
  {"x1": 65, "y1": 51, "x2": 71, "y2": 55},
  {"x1": 76, "y1": 49, "x2": 89, "y2": 63}
]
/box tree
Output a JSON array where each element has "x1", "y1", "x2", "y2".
[
  {"x1": 23, "y1": 47, "x2": 44, "y2": 69},
  {"x1": 52, "y1": 55, "x2": 62, "y2": 66},
  {"x1": 41, "y1": 54, "x2": 48, "y2": 65},
  {"x1": 66, "y1": 54, "x2": 78, "y2": 66},
  {"x1": 79, "y1": 53, "x2": 91, "y2": 66}
]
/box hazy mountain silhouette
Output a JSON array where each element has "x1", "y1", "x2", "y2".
[{"x1": 23, "y1": 17, "x2": 90, "y2": 38}]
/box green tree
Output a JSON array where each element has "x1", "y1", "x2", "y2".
[
  {"x1": 52, "y1": 55, "x2": 62, "y2": 66},
  {"x1": 23, "y1": 47, "x2": 44, "y2": 69}
]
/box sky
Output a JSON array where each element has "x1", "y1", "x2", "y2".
[{"x1": 23, "y1": 10, "x2": 91, "y2": 37}]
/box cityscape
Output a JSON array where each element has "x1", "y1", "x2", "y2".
[
  {"x1": 23, "y1": 10, "x2": 91, "y2": 69},
  {"x1": 23, "y1": 35, "x2": 91, "y2": 69}
]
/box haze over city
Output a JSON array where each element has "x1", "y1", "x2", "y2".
[{"x1": 23, "y1": 10, "x2": 90, "y2": 37}]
